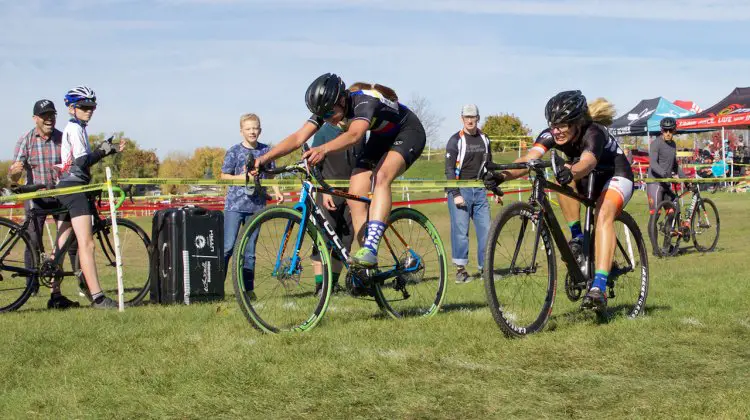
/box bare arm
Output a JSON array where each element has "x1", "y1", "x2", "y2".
[
  {"x1": 259, "y1": 121, "x2": 319, "y2": 166},
  {"x1": 497, "y1": 148, "x2": 544, "y2": 180},
  {"x1": 569, "y1": 151, "x2": 597, "y2": 180},
  {"x1": 302, "y1": 119, "x2": 369, "y2": 165},
  {"x1": 317, "y1": 120, "x2": 368, "y2": 154}
]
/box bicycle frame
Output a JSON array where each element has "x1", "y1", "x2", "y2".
[
  {"x1": 0, "y1": 201, "x2": 116, "y2": 280},
  {"x1": 675, "y1": 185, "x2": 702, "y2": 223},
  {"x1": 526, "y1": 173, "x2": 597, "y2": 285},
  {"x1": 268, "y1": 169, "x2": 423, "y2": 284}
]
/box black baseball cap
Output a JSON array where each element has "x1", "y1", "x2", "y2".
[{"x1": 33, "y1": 99, "x2": 57, "y2": 116}]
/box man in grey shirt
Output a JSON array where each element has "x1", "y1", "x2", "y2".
[{"x1": 647, "y1": 117, "x2": 684, "y2": 249}]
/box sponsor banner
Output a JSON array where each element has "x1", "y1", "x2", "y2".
[{"x1": 677, "y1": 112, "x2": 750, "y2": 129}]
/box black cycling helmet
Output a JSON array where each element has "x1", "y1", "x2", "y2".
[
  {"x1": 660, "y1": 117, "x2": 677, "y2": 131},
  {"x1": 305, "y1": 73, "x2": 346, "y2": 118},
  {"x1": 545, "y1": 90, "x2": 588, "y2": 126}
]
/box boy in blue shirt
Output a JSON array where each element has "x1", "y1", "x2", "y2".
[{"x1": 221, "y1": 113, "x2": 283, "y2": 297}]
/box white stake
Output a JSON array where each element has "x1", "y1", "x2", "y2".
[{"x1": 105, "y1": 167, "x2": 125, "y2": 312}]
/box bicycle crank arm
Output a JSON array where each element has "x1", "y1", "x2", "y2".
[{"x1": 510, "y1": 265, "x2": 538, "y2": 275}]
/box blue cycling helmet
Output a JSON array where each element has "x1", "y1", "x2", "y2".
[{"x1": 64, "y1": 86, "x2": 97, "y2": 107}]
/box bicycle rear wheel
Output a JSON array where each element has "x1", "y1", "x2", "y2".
[
  {"x1": 233, "y1": 206, "x2": 331, "y2": 333},
  {"x1": 372, "y1": 207, "x2": 447, "y2": 318},
  {"x1": 601, "y1": 211, "x2": 649, "y2": 318},
  {"x1": 0, "y1": 218, "x2": 37, "y2": 312},
  {"x1": 692, "y1": 198, "x2": 720, "y2": 252},
  {"x1": 648, "y1": 200, "x2": 680, "y2": 257},
  {"x1": 483, "y1": 202, "x2": 556, "y2": 338},
  {"x1": 75, "y1": 218, "x2": 152, "y2": 306}
]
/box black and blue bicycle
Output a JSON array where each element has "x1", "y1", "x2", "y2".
[{"x1": 232, "y1": 148, "x2": 448, "y2": 333}]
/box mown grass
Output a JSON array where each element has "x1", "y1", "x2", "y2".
[{"x1": 0, "y1": 191, "x2": 748, "y2": 419}]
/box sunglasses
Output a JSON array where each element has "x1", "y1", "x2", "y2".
[
  {"x1": 77, "y1": 105, "x2": 97, "y2": 111},
  {"x1": 550, "y1": 124, "x2": 570, "y2": 134},
  {"x1": 662, "y1": 129, "x2": 675, "y2": 133},
  {"x1": 321, "y1": 109, "x2": 335, "y2": 119}
]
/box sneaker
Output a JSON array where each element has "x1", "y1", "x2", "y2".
[
  {"x1": 350, "y1": 248, "x2": 378, "y2": 268},
  {"x1": 455, "y1": 266, "x2": 471, "y2": 284},
  {"x1": 90, "y1": 296, "x2": 118, "y2": 309},
  {"x1": 581, "y1": 287, "x2": 607, "y2": 311},
  {"x1": 245, "y1": 291, "x2": 257, "y2": 301},
  {"x1": 47, "y1": 294, "x2": 80, "y2": 310}
]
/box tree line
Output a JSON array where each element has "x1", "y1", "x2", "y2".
[{"x1": 1, "y1": 103, "x2": 535, "y2": 191}]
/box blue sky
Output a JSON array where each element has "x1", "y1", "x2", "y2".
[{"x1": 3, "y1": 0, "x2": 750, "y2": 159}]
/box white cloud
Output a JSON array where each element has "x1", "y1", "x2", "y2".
[{"x1": 159, "y1": 0, "x2": 750, "y2": 21}]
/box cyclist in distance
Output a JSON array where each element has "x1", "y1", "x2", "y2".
[
  {"x1": 253, "y1": 73, "x2": 426, "y2": 268},
  {"x1": 646, "y1": 117, "x2": 683, "y2": 212},
  {"x1": 483, "y1": 90, "x2": 635, "y2": 311},
  {"x1": 54, "y1": 86, "x2": 126, "y2": 309}
]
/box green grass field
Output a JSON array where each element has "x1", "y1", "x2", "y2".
[{"x1": 0, "y1": 189, "x2": 748, "y2": 419}]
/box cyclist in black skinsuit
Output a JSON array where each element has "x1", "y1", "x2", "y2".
[
  {"x1": 254, "y1": 73, "x2": 426, "y2": 268},
  {"x1": 483, "y1": 90, "x2": 634, "y2": 311}
]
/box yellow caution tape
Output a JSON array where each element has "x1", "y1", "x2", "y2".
[
  {"x1": 3, "y1": 174, "x2": 747, "y2": 204},
  {"x1": 113, "y1": 178, "x2": 530, "y2": 189},
  {"x1": 0, "y1": 183, "x2": 108, "y2": 203},
  {"x1": 641, "y1": 176, "x2": 750, "y2": 183}
]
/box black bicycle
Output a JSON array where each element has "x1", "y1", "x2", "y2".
[
  {"x1": 482, "y1": 152, "x2": 649, "y2": 338},
  {"x1": 231, "y1": 148, "x2": 448, "y2": 333},
  {"x1": 648, "y1": 182, "x2": 720, "y2": 257},
  {"x1": 0, "y1": 184, "x2": 152, "y2": 312}
]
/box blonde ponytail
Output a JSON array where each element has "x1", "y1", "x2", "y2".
[
  {"x1": 587, "y1": 98, "x2": 616, "y2": 127},
  {"x1": 348, "y1": 81, "x2": 399, "y2": 102}
]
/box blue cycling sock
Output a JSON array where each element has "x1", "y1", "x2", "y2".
[
  {"x1": 568, "y1": 221, "x2": 583, "y2": 240},
  {"x1": 363, "y1": 221, "x2": 387, "y2": 254},
  {"x1": 592, "y1": 270, "x2": 608, "y2": 291}
]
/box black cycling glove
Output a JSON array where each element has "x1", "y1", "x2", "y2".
[
  {"x1": 483, "y1": 171, "x2": 505, "y2": 193},
  {"x1": 555, "y1": 166, "x2": 573, "y2": 185},
  {"x1": 97, "y1": 137, "x2": 118, "y2": 156},
  {"x1": 552, "y1": 152, "x2": 573, "y2": 185}
]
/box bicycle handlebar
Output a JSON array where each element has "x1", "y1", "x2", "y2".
[
  {"x1": 485, "y1": 159, "x2": 552, "y2": 172},
  {"x1": 245, "y1": 143, "x2": 336, "y2": 194}
]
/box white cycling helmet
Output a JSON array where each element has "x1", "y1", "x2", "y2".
[{"x1": 64, "y1": 86, "x2": 97, "y2": 107}]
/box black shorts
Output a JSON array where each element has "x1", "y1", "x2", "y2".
[
  {"x1": 356, "y1": 109, "x2": 426, "y2": 171},
  {"x1": 310, "y1": 193, "x2": 353, "y2": 262},
  {"x1": 56, "y1": 181, "x2": 93, "y2": 219}
]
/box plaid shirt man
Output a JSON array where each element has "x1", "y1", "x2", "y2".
[{"x1": 13, "y1": 127, "x2": 63, "y2": 185}]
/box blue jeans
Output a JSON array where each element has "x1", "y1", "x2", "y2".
[
  {"x1": 447, "y1": 187, "x2": 490, "y2": 269},
  {"x1": 223, "y1": 210, "x2": 259, "y2": 288}
]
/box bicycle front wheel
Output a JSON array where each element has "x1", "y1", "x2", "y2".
[
  {"x1": 603, "y1": 211, "x2": 649, "y2": 318},
  {"x1": 0, "y1": 217, "x2": 37, "y2": 312},
  {"x1": 233, "y1": 206, "x2": 331, "y2": 333},
  {"x1": 483, "y1": 202, "x2": 556, "y2": 338},
  {"x1": 372, "y1": 207, "x2": 447, "y2": 318},
  {"x1": 692, "y1": 198, "x2": 720, "y2": 252},
  {"x1": 76, "y1": 218, "x2": 152, "y2": 306},
  {"x1": 648, "y1": 200, "x2": 680, "y2": 258}
]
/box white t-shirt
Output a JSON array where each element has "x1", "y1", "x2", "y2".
[{"x1": 56, "y1": 120, "x2": 92, "y2": 182}]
